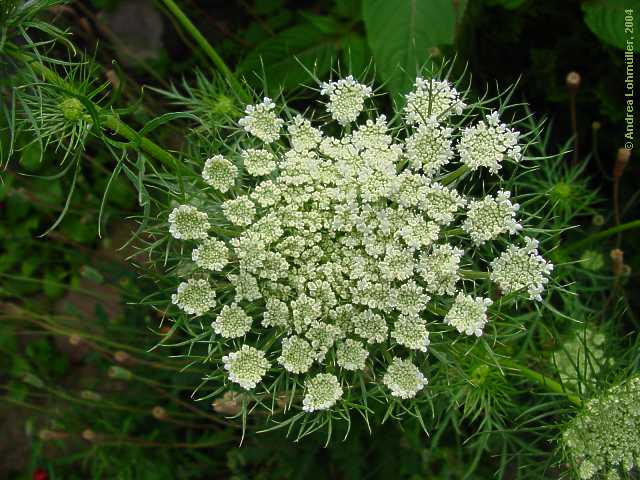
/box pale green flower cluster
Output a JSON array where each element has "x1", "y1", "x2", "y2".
[
  {"x1": 563, "y1": 377, "x2": 640, "y2": 480},
  {"x1": 165, "y1": 75, "x2": 553, "y2": 412},
  {"x1": 553, "y1": 327, "x2": 611, "y2": 390}
]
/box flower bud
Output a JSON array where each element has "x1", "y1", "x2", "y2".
[
  {"x1": 151, "y1": 406, "x2": 168, "y2": 420},
  {"x1": 107, "y1": 365, "x2": 132, "y2": 380},
  {"x1": 566, "y1": 71, "x2": 581, "y2": 92},
  {"x1": 58, "y1": 97, "x2": 85, "y2": 122},
  {"x1": 613, "y1": 147, "x2": 631, "y2": 178},
  {"x1": 81, "y1": 429, "x2": 96, "y2": 442}
]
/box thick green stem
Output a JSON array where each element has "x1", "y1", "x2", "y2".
[
  {"x1": 6, "y1": 45, "x2": 179, "y2": 171},
  {"x1": 160, "y1": 0, "x2": 250, "y2": 102},
  {"x1": 499, "y1": 358, "x2": 584, "y2": 408},
  {"x1": 561, "y1": 219, "x2": 640, "y2": 253}
]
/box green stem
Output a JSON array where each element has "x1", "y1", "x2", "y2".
[
  {"x1": 160, "y1": 0, "x2": 250, "y2": 102},
  {"x1": 440, "y1": 165, "x2": 469, "y2": 186},
  {"x1": 499, "y1": 358, "x2": 584, "y2": 408},
  {"x1": 6, "y1": 45, "x2": 178, "y2": 171},
  {"x1": 459, "y1": 270, "x2": 489, "y2": 280},
  {"x1": 561, "y1": 219, "x2": 640, "y2": 253}
]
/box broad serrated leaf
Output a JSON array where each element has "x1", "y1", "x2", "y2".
[
  {"x1": 362, "y1": 0, "x2": 458, "y2": 96},
  {"x1": 583, "y1": 0, "x2": 640, "y2": 52}
]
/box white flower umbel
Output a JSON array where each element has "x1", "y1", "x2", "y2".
[
  {"x1": 192, "y1": 238, "x2": 229, "y2": 271},
  {"x1": 353, "y1": 309, "x2": 388, "y2": 344},
  {"x1": 462, "y1": 190, "x2": 522, "y2": 245},
  {"x1": 391, "y1": 314, "x2": 430, "y2": 352},
  {"x1": 404, "y1": 118, "x2": 454, "y2": 176},
  {"x1": 222, "y1": 345, "x2": 270, "y2": 390},
  {"x1": 457, "y1": 111, "x2": 522, "y2": 173},
  {"x1": 351, "y1": 115, "x2": 392, "y2": 151},
  {"x1": 320, "y1": 75, "x2": 372, "y2": 125},
  {"x1": 238, "y1": 97, "x2": 283, "y2": 143},
  {"x1": 419, "y1": 183, "x2": 467, "y2": 226},
  {"x1": 563, "y1": 377, "x2": 640, "y2": 480},
  {"x1": 404, "y1": 78, "x2": 466, "y2": 125},
  {"x1": 241, "y1": 148, "x2": 277, "y2": 177},
  {"x1": 302, "y1": 373, "x2": 343, "y2": 412},
  {"x1": 336, "y1": 339, "x2": 369, "y2": 371},
  {"x1": 444, "y1": 293, "x2": 492, "y2": 336},
  {"x1": 168, "y1": 205, "x2": 210, "y2": 240},
  {"x1": 171, "y1": 278, "x2": 217, "y2": 316},
  {"x1": 490, "y1": 237, "x2": 553, "y2": 301},
  {"x1": 262, "y1": 298, "x2": 290, "y2": 328},
  {"x1": 287, "y1": 115, "x2": 322, "y2": 151},
  {"x1": 222, "y1": 196, "x2": 256, "y2": 227},
  {"x1": 162, "y1": 74, "x2": 554, "y2": 418},
  {"x1": 278, "y1": 335, "x2": 315, "y2": 374},
  {"x1": 305, "y1": 321, "x2": 342, "y2": 360},
  {"x1": 202, "y1": 155, "x2": 237, "y2": 193},
  {"x1": 382, "y1": 357, "x2": 428, "y2": 399},
  {"x1": 417, "y1": 244, "x2": 464, "y2": 295},
  {"x1": 212, "y1": 303, "x2": 253, "y2": 338}
]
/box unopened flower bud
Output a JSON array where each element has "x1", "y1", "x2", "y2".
[
  {"x1": 613, "y1": 148, "x2": 631, "y2": 178},
  {"x1": 114, "y1": 351, "x2": 131, "y2": 364},
  {"x1": 152, "y1": 406, "x2": 168, "y2": 420},
  {"x1": 81, "y1": 429, "x2": 96, "y2": 442},
  {"x1": 592, "y1": 214, "x2": 605, "y2": 226},
  {"x1": 610, "y1": 248, "x2": 624, "y2": 276},
  {"x1": 566, "y1": 71, "x2": 581, "y2": 91},
  {"x1": 59, "y1": 97, "x2": 85, "y2": 122}
]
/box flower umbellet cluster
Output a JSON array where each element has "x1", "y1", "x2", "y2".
[
  {"x1": 164, "y1": 74, "x2": 554, "y2": 423},
  {"x1": 562, "y1": 377, "x2": 640, "y2": 480}
]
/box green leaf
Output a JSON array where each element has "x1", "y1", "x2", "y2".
[
  {"x1": 237, "y1": 22, "x2": 341, "y2": 91},
  {"x1": 485, "y1": 0, "x2": 526, "y2": 9},
  {"x1": 582, "y1": 0, "x2": 640, "y2": 52},
  {"x1": 362, "y1": 0, "x2": 459, "y2": 96}
]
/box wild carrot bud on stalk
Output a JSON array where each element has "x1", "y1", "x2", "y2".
[
  {"x1": 610, "y1": 249, "x2": 624, "y2": 276},
  {"x1": 152, "y1": 406, "x2": 168, "y2": 420},
  {"x1": 212, "y1": 391, "x2": 245, "y2": 415},
  {"x1": 114, "y1": 350, "x2": 131, "y2": 364},
  {"x1": 566, "y1": 71, "x2": 581, "y2": 92},
  {"x1": 613, "y1": 148, "x2": 631, "y2": 178},
  {"x1": 68, "y1": 334, "x2": 82, "y2": 346},
  {"x1": 81, "y1": 429, "x2": 97, "y2": 442}
]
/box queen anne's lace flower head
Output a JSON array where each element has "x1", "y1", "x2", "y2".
[
  {"x1": 320, "y1": 76, "x2": 372, "y2": 125},
  {"x1": 238, "y1": 97, "x2": 284, "y2": 143},
  {"x1": 457, "y1": 111, "x2": 522, "y2": 173},
  {"x1": 391, "y1": 314, "x2": 430, "y2": 352},
  {"x1": 222, "y1": 196, "x2": 256, "y2": 227},
  {"x1": 192, "y1": 238, "x2": 229, "y2": 271},
  {"x1": 562, "y1": 377, "x2": 640, "y2": 480},
  {"x1": 383, "y1": 357, "x2": 428, "y2": 399},
  {"x1": 444, "y1": 293, "x2": 492, "y2": 336},
  {"x1": 222, "y1": 345, "x2": 270, "y2": 390},
  {"x1": 490, "y1": 237, "x2": 554, "y2": 300},
  {"x1": 336, "y1": 339, "x2": 369, "y2": 371},
  {"x1": 288, "y1": 115, "x2": 322, "y2": 151},
  {"x1": 404, "y1": 118, "x2": 454, "y2": 176},
  {"x1": 302, "y1": 373, "x2": 343, "y2": 412},
  {"x1": 404, "y1": 78, "x2": 466, "y2": 124},
  {"x1": 212, "y1": 303, "x2": 253, "y2": 338},
  {"x1": 463, "y1": 190, "x2": 522, "y2": 245},
  {"x1": 171, "y1": 278, "x2": 217, "y2": 316},
  {"x1": 418, "y1": 244, "x2": 464, "y2": 295},
  {"x1": 202, "y1": 155, "x2": 237, "y2": 192},
  {"x1": 162, "y1": 73, "x2": 553, "y2": 421},
  {"x1": 278, "y1": 335, "x2": 315, "y2": 373},
  {"x1": 241, "y1": 148, "x2": 277, "y2": 177},
  {"x1": 169, "y1": 205, "x2": 210, "y2": 240}
]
